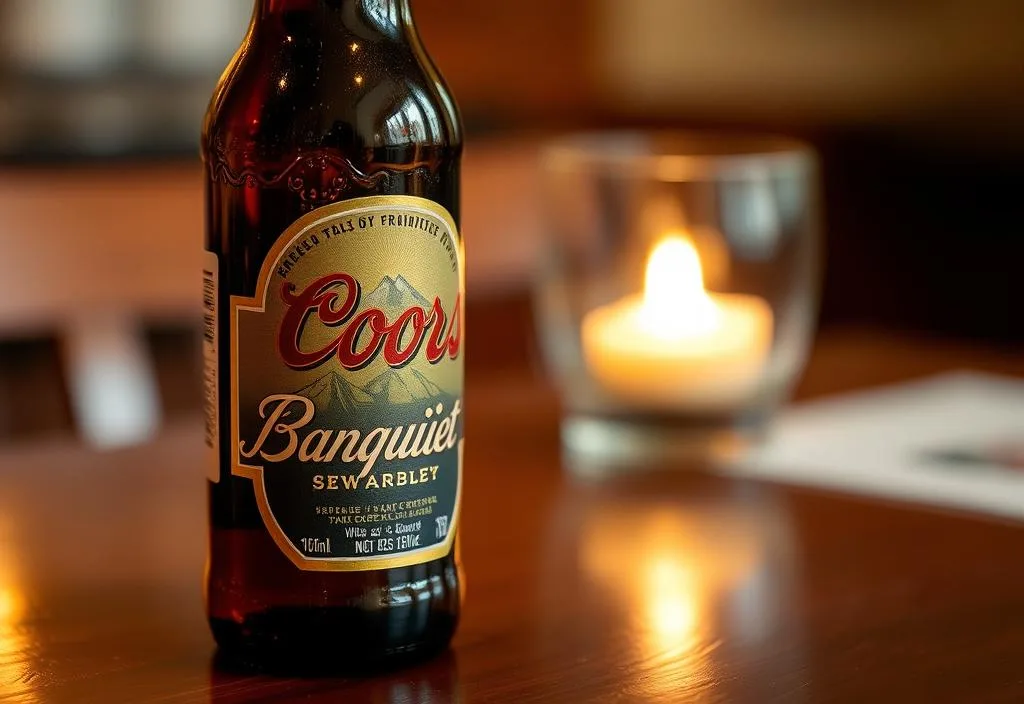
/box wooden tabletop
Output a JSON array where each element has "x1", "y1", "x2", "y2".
[{"x1": 2, "y1": 299, "x2": 1024, "y2": 703}]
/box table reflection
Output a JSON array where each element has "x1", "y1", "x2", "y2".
[
  {"x1": 0, "y1": 527, "x2": 37, "y2": 704},
  {"x1": 545, "y1": 473, "x2": 806, "y2": 700},
  {"x1": 209, "y1": 648, "x2": 462, "y2": 703},
  {"x1": 645, "y1": 554, "x2": 700, "y2": 654}
]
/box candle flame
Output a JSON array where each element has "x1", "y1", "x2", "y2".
[{"x1": 639, "y1": 234, "x2": 720, "y2": 338}]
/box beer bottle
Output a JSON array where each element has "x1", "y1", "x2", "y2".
[{"x1": 201, "y1": 0, "x2": 463, "y2": 667}]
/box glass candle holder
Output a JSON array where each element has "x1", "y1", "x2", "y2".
[{"x1": 534, "y1": 132, "x2": 821, "y2": 469}]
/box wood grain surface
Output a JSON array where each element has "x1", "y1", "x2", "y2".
[{"x1": 2, "y1": 299, "x2": 1024, "y2": 703}]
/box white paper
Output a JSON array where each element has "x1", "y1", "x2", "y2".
[{"x1": 729, "y1": 372, "x2": 1024, "y2": 521}]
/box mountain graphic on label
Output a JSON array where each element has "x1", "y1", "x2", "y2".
[
  {"x1": 296, "y1": 367, "x2": 446, "y2": 412},
  {"x1": 363, "y1": 275, "x2": 431, "y2": 318},
  {"x1": 365, "y1": 368, "x2": 444, "y2": 404},
  {"x1": 295, "y1": 371, "x2": 374, "y2": 416}
]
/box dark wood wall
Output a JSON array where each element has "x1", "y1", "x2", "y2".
[{"x1": 416, "y1": 0, "x2": 597, "y2": 128}]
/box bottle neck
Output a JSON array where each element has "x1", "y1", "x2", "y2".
[{"x1": 257, "y1": 0, "x2": 413, "y2": 30}]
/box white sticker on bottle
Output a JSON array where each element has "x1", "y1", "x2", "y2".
[{"x1": 202, "y1": 251, "x2": 220, "y2": 483}]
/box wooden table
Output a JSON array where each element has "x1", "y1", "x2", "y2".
[{"x1": 2, "y1": 299, "x2": 1024, "y2": 703}]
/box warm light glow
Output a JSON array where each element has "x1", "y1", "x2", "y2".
[
  {"x1": 575, "y1": 505, "x2": 777, "y2": 698},
  {"x1": 0, "y1": 588, "x2": 22, "y2": 623},
  {"x1": 647, "y1": 556, "x2": 699, "y2": 647},
  {"x1": 354, "y1": 74, "x2": 364, "y2": 86},
  {"x1": 0, "y1": 542, "x2": 37, "y2": 703},
  {"x1": 580, "y1": 513, "x2": 706, "y2": 663},
  {"x1": 580, "y1": 231, "x2": 774, "y2": 409},
  {"x1": 637, "y1": 234, "x2": 720, "y2": 340},
  {"x1": 350, "y1": 42, "x2": 360, "y2": 53},
  {"x1": 644, "y1": 236, "x2": 705, "y2": 303}
]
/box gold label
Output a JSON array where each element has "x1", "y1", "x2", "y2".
[{"x1": 230, "y1": 196, "x2": 464, "y2": 571}]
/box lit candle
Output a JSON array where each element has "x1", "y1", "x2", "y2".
[{"x1": 582, "y1": 234, "x2": 773, "y2": 410}]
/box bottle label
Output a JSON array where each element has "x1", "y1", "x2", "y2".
[{"x1": 230, "y1": 196, "x2": 464, "y2": 571}]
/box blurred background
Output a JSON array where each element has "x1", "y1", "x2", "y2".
[{"x1": 0, "y1": 0, "x2": 1021, "y2": 445}]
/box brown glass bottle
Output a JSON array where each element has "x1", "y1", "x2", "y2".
[{"x1": 201, "y1": 0, "x2": 462, "y2": 669}]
